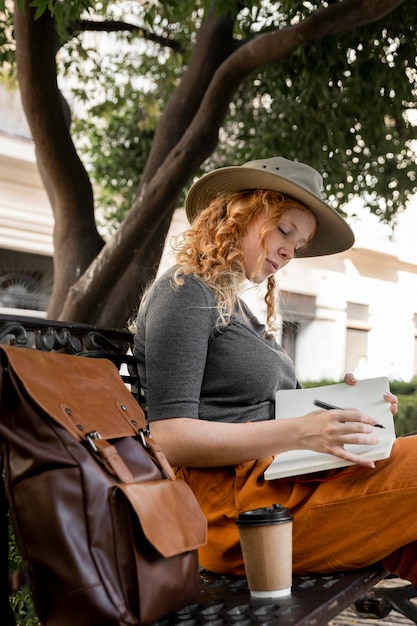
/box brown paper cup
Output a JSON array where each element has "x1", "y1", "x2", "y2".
[{"x1": 236, "y1": 504, "x2": 292, "y2": 598}]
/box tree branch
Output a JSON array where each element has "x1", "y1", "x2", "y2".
[
  {"x1": 71, "y1": 19, "x2": 185, "y2": 54},
  {"x1": 175, "y1": 0, "x2": 407, "y2": 149},
  {"x1": 301, "y1": 0, "x2": 406, "y2": 39},
  {"x1": 142, "y1": 3, "x2": 237, "y2": 183}
]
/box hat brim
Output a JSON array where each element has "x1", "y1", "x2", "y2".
[{"x1": 185, "y1": 166, "x2": 354, "y2": 258}]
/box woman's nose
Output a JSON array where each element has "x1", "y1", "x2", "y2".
[{"x1": 279, "y1": 245, "x2": 295, "y2": 260}]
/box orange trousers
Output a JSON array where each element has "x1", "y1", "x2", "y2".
[{"x1": 176, "y1": 436, "x2": 417, "y2": 584}]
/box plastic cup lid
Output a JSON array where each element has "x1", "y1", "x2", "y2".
[{"x1": 235, "y1": 504, "x2": 293, "y2": 527}]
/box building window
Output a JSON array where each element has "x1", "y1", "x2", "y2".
[
  {"x1": 347, "y1": 302, "x2": 369, "y2": 322},
  {"x1": 346, "y1": 329, "x2": 370, "y2": 377},
  {"x1": 0, "y1": 250, "x2": 53, "y2": 312},
  {"x1": 279, "y1": 291, "x2": 316, "y2": 322},
  {"x1": 346, "y1": 302, "x2": 370, "y2": 376},
  {"x1": 282, "y1": 322, "x2": 299, "y2": 363},
  {"x1": 0, "y1": 272, "x2": 49, "y2": 311},
  {"x1": 279, "y1": 291, "x2": 316, "y2": 367}
]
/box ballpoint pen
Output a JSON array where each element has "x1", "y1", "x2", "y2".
[{"x1": 313, "y1": 399, "x2": 386, "y2": 428}]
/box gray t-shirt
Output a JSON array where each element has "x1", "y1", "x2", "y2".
[{"x1": 134, "y1": 267, "x2": 298, "y2": 424}]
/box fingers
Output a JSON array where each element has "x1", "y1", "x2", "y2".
[
  {"x1": 315, "y1": 409, "x2": 380, "y2": 465},
  {"x1": 321, "y1": 407, "x2": 380, "y2": 432},
  {"x1": 304, "y1": 407, "x2": 382, "y2": 467},
  {"x1": 343, "y1": 376, "x2": 399, "y2": 417},
  {"x1": 326, "y1": 424, "x2": 379, "y2": 469},
  {"x1": 337, "y1": 431, "x2": 379, "y2": 446},
  {"x1": 333, "y1": 445, "x2": 376, "y2": 469},
  {"x1": 384, "y1": 391, "x2": 398, "y2": 415},
  {"x1": 343, "y1": 372, "x2": 356, "y2": 385}
]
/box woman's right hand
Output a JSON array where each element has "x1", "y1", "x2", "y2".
[{"x1": 297, "y1": 407, "x2": 380, "y2": 468}]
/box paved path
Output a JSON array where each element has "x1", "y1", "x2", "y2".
[{"x1": 329, "y1": 578, "x2": 417, "y2": 625}]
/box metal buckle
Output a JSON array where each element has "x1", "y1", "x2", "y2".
[
  {"x1": 86, "y1": 430, "x2": 102, "y2": 453},
  {"x1": 139, "y1": 428, "x2": 150, "y2": 448}
]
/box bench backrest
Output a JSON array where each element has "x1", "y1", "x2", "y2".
[{"x1": 0, "y1": 313, "x2": 139, "y2": 400}]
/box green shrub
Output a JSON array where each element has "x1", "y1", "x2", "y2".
[
  {"x1": 394, "y1": 392, "x2": 417, "y2": 437},
  {"x1": 391, "y1": 378, "x2": 417, "y2": 396},
  {"x1": 392, "y1": 379, "x2": 417, "y2": 437},
  {"x1": 8, "y1": 519, "x2": 39, "y2": 626}
]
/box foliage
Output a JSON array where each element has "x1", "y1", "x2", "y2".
[
  {"x1": 56, "y1": 1, "x2": 204, "y2": 228},
  {"x1": 391, "y1": 379, "x2": 417, "y2": 435},
  {"x1": 72, "y1": 81, "x2": 159, "y2": 233},
  {"x1": 214, "y1": 3, "x2": 417, "y2": 221},
  {"x1": 394, "y1": 392, "x2": 417, "y2": 436},
  {"x1": 390, "y1": 378, "x2": 417, "y2": 396},
  {"x1": 64, "y1": 5, "x2": 189, "y2": 231},
  {"x1": 8, "y1": 520, "x2": 39, "y2": 625}
]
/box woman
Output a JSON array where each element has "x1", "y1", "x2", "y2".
[{"x1": 134, "y1": 156, "x2": 417, "y2": 583}]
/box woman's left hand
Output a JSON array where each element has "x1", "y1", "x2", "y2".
[
  {"x1": 383, "y1": 391, "x2": 398, "y2": 415},
  {"x1": 343, "y1": 372, "x2": 398, "y2": 415}
]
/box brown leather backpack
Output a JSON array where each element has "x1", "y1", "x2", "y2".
[{"x1": 0, "y1": 346, "x2": 207, "y2": 626}]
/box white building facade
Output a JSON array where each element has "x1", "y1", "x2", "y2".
[{"x1": 0, "y1": 87, "x2": 54, "y2": 314}]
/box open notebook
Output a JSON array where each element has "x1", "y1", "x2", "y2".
[{"x1": 264, "y1": 377, "x2": 396, "y2": 481}]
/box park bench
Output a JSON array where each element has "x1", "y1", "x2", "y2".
[{"x1": 1, "y1": 312, "x2": 417, "y2": 626}]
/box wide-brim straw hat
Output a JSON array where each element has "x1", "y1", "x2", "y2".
[{"x1": 185, "y1": 156, "x2": 355, "y2": 257}]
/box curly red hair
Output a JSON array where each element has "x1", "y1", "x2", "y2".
[{"x1": 174, "y1": 190, "x2": 314, "y2": 332}]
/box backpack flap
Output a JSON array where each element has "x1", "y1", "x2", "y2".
[
  {"x1": 0, "y1": 346, "x2": 149, "y2": 482},
  {"x1": 0, "y1": 345, "x2": 145, "y2": 441},
  {"x1": 116, "y1": 480, "x2": 207, "y2": 557}
]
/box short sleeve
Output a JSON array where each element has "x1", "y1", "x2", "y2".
[{"x1": 134, "y1": 273, "x2": 217, "y2": 421}]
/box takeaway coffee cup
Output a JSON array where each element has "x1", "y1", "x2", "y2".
[{"x1": 235, "y1": 504, "x2": 293, "y2": 598}]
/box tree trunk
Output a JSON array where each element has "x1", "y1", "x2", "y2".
[{"x1": 14, "y1": 1, "x2": 104, "y2": 319}]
